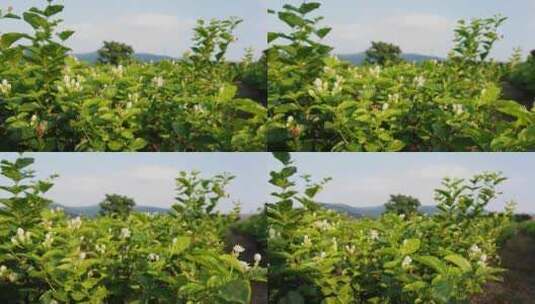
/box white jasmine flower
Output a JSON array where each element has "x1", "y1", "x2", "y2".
[
  {"x1": 79, "y1": 252, "x2": 87, "y2": 260},
  {"x1": 0, "y1": 79, "x2": 12, "y2": 95},
  {"x1": 269, "y1": 228, "x2": 277, "y2": 239},
  {"x1": 152, "y1": 76, "x2": 165, "y2": 88},
  {"x1": 43, "y1": 233, "x2": 53, "y2": 248},
  {"x1": 402, "y1": 256, "x2": 412, "y2": 269},
  {"x1": 120, "y1": 228, "x2": 131, "y2": 239},
  {"x1": 254, "y1": 253, "x2": 262, "y2": 266},
  {"x1": 369, "y1": 66, "x2": 382, "y2": 77},
  {"x1": 302, "y1": 235, "x2": 312, "y2": 247},
  {"x1": 452, "y1": 104, "x2": 464, "y2": 115},
  {"x1": 345, "y1": 245, "x2": 356, "y2": 255},
  {"x1": 96, "y1": 244, "x2": 106, "y2": 254},
  {"x1": 0, "y1": 265, "x2": 7, "y2": 276},
  {"x1": 232, "y1": 244, "x2": 245, "y2": 257},
  {"x1": 8, "y1": 273, "x2": 17, "y2": 282},
  {"x1": 414, "y1": 75, "x2": 426, "y2": 88},
  {"x1": 148, "y1": 253, "x2": 160, "y2": 262},
  {"x1": 382, "y1": 103, "x2": 389, "y2": 111},
  {"x1": 68, "y1": 217, "x2": 82, "y2": 230},
  {"x1": 314, "y1": 220, "x2": 333, "y2": 231},
  {"x1": 112, "y1": 65, "x2": 124, "y2": 77},
  {"x1": 369, "y1": 230, "x2": 379, "y2": 240}
]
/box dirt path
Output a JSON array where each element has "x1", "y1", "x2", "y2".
[{"x1": 472, "y1": 232, "x2": 535, "y2": 304}]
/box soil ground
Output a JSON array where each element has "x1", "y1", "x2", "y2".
[{"x1": 472, "y1": 231, "x2": 535, "y2": 304}]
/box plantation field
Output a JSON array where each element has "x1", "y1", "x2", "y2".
[
  {"x1": 268, "y1": 2, "x2": 535, "y2": 152},
  {"x1": 267, "y1": 152, "x2": 522, "y2": 303},
  {"x1": 0, "y1": 2, "x2": 266, "y2": 152},
  {"x1": 0, "y1": 157, "x2": 267, "y2": 303}
]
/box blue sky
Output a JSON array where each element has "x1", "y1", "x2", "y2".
[
  {"x1": 0, "y1": 0, "x2": 268, "y2": 60},
  {"x1": 269, "y1": 0, "x2": 535, "y2": 61},
  {"x1": 0, "y1": 153, "x2": 533, "y2": 214}
]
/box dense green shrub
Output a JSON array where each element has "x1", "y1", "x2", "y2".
[
  {"x1": 0, "y1": 1, "x2": 266, "y2": 152},
  {"x1": 0, "y1": 156, "x2": 266, "y2": 303},
  {"x1": 268, "y1": 2, "x2": 535, "y2": 151},
  {"x1": 268, "y1": 153, "x2": 513, "y2": 303}
]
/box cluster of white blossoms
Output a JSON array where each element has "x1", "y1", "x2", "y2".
[
  {"x1": 469, "y1": 244, "x2": 488, "y2": 267},
  {"x1": 152, "y1": 76, "x2": 165, "y2": 88},
  {"x1": 126, "y1": 93, "x2": 140, "y2": 109},
  {"x1": 254, "y1": 253, "x2": 262, "y2": 266},
  {"x1": 68, "y1": 216, "x2": 82, "y2": 230},
  {"x1": 331, "y1": 237, "x2": 338, "y2": 252},
  {"x1": 43, "y1": 232, "x2": 54, "y2": 248},
  {"x1": 58, "y1": 75, "x2": 84, "y2": 93},
  {"x1": 0, "y1": 264, "x2": 18, "y2": 282},
  {"x1": 268, "y1": 227, "x2": 281, "y2": 239},
  {"x1": 0, "y1": 79, "x2": 12, "y2": 95},
  {"x1": 0, "y1": 265, "x2": 17, "y2": 282},
  {"x1": 414, "y1": 75, "x2": 426, "y2": 88},
  {"x1": 112, "y1": 65, "x2": 125, "y2": 77},
  {"x1": 0, "y1": 265, "x2": 7, "y2": 277},
  {"x1": 309, "y1": 75, "x2": 345, "y2": 98},
  {"x1": 452, "y1": 104, "x2": 464, "y2": 115},
  {"x1": 96, "y1": 244, "x2": 106, "y2": 254},
  {"x1": 193, "y1": 104, "x2": 206, "y2": 114},
  {"x1": 369, "y1": 230, "x2": 380, "y2": 241},
  {"x1": 302, "y1": 235, "x2": 312, "y2": 247},
  {"x1": 388, "y1": 93, "x2": 400, "y2": 104},
  {"x1": 120, "y1": 228, "x2": 131, "y2": 239},
  {"x1": 148, "y1": 253, "x2": 160, "y2": 262},
  {"x1": 402, "y1": 256, "x2": 412, "y2": 270},
  {"x1": 313, "y1": 219, "x2": 334, "y2": 231},
  {"x1": 232, "y1": 244, "x2": 262, "y2": 271},
  {"x1": 30, "y1": 114, "x2": 39, "y2": 127},
  {"x1": 11, "y1": 228, "x2": 32, "y2": 245},
  {"x1": 232, "y1": 244, "x2": 246, "y2": 257},
  {"x1": 369, "y1": 66, "x2": 382, "y2": 78},
  {"x1": 345, "y1": 244, "x2": 356, "y2": 255}
]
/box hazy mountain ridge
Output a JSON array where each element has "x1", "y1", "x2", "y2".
[
  {"x1": 321, "y1": 203, "x2": 439, "y2": 217},
  {"x1": 50, "y1": 203, "x2": 169, "y2": 217},
  {"x1": 337, "y1": 53, "x2": 443, "y2": 65},
  {"x1": 74, "y1": 52, "x2": 177, "y2": 64}
]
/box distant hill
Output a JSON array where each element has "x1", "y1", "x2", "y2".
[
  {"x1": 337, "y1": 53, "x2": 443, "y2": 65},
  {"x1": 321, "y1": 203, "x2": 439, "y2": 217},
  {"x1": 74, "y1": 52, "x2": 177, "y2": 64},
  {"x1": 50, "y1": 203, "x2": 169, "y2": 217}
]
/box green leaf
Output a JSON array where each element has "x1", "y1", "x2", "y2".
[
  {"x1": 444, "y1": 254, "x2": 472, "y2": 272},
  {"x1": 1, "y1": 32, "x2": 30, "y2": 48},
  {"x1": 171, "y1": 236, "x2": 191, "y2": 255},
  {"x1": 273, "y1": 152, "x2": 291, "y2": 165},
  {"x1": 401, "y1": 239, "x2": 421, "y2": 255},
  {"x1": 414, "y1": 256, "x2": 447, "y2": 274},
  {"x1": 403, "y1": 281, "x2": 427, "y2": 292},
  {"x1": 217, "y1": 279, "x2": 251, "y2": 304},
  {"x1": 57, "y1": 30, "x2": 75, "y2": 41},
  {"x1": 44, "y1": 5, "x2": 64, "y2": 17},
  {"x1": 129, "y1": 138, "x2": 147, "y2": 151},
  {"x1": 298, "y1": 2, "x2": 321, "y2": 14},
  {"x1": 316, "y1": 27, "x2": 332, "y2": 39},
  {"x1": 107, "y1": 141, "x2": 123, "y2": 151},
  {"x1": 278, "y1": 12, "x2": 304, "y2": 28},
  {"x1": 23, "y1": 12, "x2": 48, "y2": 29}
]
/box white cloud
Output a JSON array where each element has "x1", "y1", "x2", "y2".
[
  {"x1": 65, "y1": 13, "x2": 195, "y2": 57},
  {"x1": 407, "y1": 164, "x2": 473, "y2": 180},
  {"x1": 327, "y1": 13, "x2": 455, "y2": 56}
]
